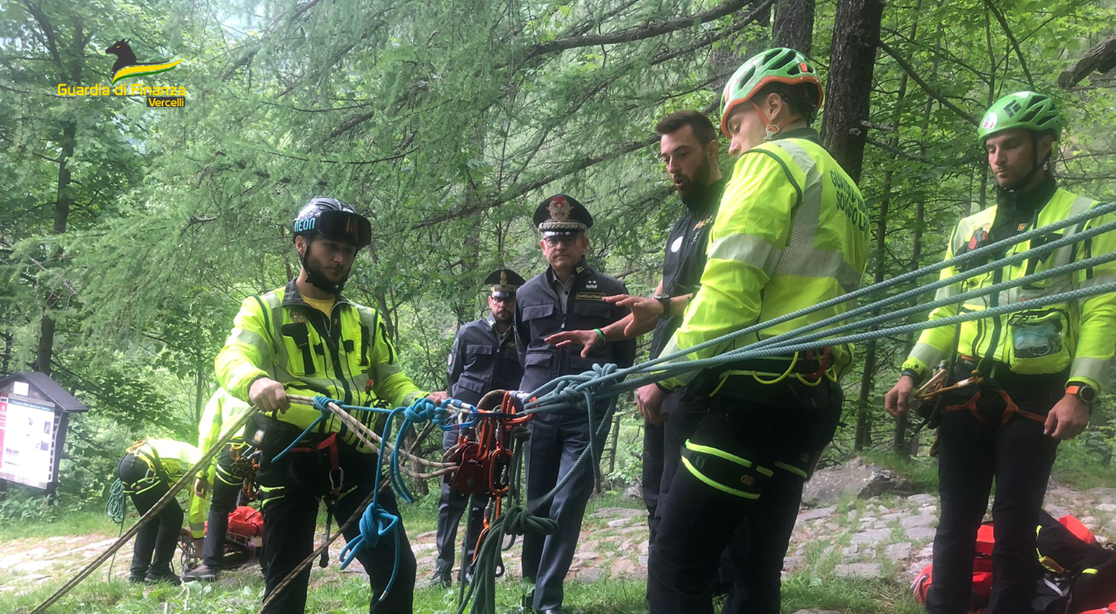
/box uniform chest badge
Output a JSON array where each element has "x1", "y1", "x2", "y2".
[
  {"x1": 585, "y1": 279, "x2": 598, "y2": 289},
  {"x1": 291, "y1": 312, "x2": 307, "y2": 323}
]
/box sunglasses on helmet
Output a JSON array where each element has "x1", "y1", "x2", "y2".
[{"x1": 298, "y1": 210, "x2": 372, "y2": 248}]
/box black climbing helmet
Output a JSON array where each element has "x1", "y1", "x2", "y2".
[{"x1": 291, "y1": 197, "x2": 372, "y2": 249}]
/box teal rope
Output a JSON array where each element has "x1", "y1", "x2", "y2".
[
  {"x1": 525, "y1": 202, "x2": 1116, "y2": 407},
  {"x1": 525, "y1": 213, "x2": 1116, "y2": 413},
  {"x1": 105, "y1": 479, "x2": 126, "y2": 524}
]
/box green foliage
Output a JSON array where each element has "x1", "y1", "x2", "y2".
[{"x1": 3, "y1": 7, "x2": 1116, "y2": 612}]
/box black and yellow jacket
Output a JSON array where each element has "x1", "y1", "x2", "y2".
[{"x1": 215, "y1": 279, "x2": 426, "y2": 453}]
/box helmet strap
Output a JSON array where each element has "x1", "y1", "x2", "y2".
[{"x1": 753, "y1": 103, "x2": 801, "y2": 141}]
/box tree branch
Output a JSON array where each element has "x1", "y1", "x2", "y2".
[
  {"x1": 983, "y1": 0, "x2": 1034, "y2": 89},
  {"x1": 20, "y1": 1, "x2": 63, "y2": 75},
  {"x1": 523, "y1": 0, "x2": 750, "y2": 61},
  {"x1": 1059, "y1": 34, "x2": 1116, "y2": 88},
  {"x1": 413, "y1": 134, "x2": 660, "y2": 228},
  {"x1": 865, "y1": 135, "x2": 930, "y2": 163},
  {"x1": 878, "y1": 40, "x2": 978, "y2": 126}
]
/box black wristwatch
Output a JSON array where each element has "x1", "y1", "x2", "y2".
[
  {"x1": 1066, "y1": 382, "x2": 1098, "y2": 405},
  {"x1": 652, "y1": 293, "x2": 672, "y2": 319}
]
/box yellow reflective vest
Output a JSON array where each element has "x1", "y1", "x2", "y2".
[
  {"x1": 215, "y1": 280, "x2": 426, "y2": 453},
  {"x1": 128, "y1": 438, "x2": 206, "y2": 538},
  {"x1": 660, "y1": 132, "x2": 871, "y2": 389},
  {"x1": 903, "y1": 187, "x2": 1116, "y2": 391},
  {"x1": 196, "y1": 388, "x2": 251, "y2": 473}
]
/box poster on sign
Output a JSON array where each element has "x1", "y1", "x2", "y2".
[{"x1": 0, "y1": 396, "x2": 58, "y2": 489}]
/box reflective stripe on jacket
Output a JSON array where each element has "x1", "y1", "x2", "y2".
[
  {"x1": 903, "y1": 188, "x2": 1116, "y2": 391},
  {"x1": 128, "y1": 439, "x2": 205, "y2": 538},
  {"x1": 660, "y1": 134, "x2": 871, "y2": 389},
  {"x1": 214, "y1": 279, "x2": 425, "y2": 453}
]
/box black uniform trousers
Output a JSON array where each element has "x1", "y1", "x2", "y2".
[
  {"x1": 926, "y1": 369, "x2": 1062, "y2": 614},
  {"x1": 523, "y1": 406, "x2": 610, "y2": 612},
  {"x1": 118, "y1": 453, "x2": 184, "y2": 580},
  {"x1": 434, "y1": 429, "x2": 489, "y2": 581},
  {"x1": 645, "y1": 392, "x2": 751, "y2": 602},
  {"x1": 202, "y1": 442, "x2": 249, "y2": 570},
  {"x1": 256, "y1": 440, "x2": 415, "y2": 614},
  {"x1": 648, "y1": 379, "x2": 840, "y2": 614}
]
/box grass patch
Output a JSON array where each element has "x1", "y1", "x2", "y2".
[
  {"x1": 1050, "y1": 434, "x2": 1116, "y2": 490},
  {"x1": 860, "y1": 451, "x2": 939, "y2": 492},
  {"x1": 0, "y1": 508, "x2": 118, "y2": 541}
]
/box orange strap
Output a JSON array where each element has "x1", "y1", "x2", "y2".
[{"x1": 943, "y1": 389, "x2": 1046, "y2": 426}]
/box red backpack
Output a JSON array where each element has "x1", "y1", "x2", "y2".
[
  {"x1": 227, "y1": 505, "x2": 263, "y2": 538},
  {"x1": 913, "y1": 511, "x2": 1116, "y2": 614}
]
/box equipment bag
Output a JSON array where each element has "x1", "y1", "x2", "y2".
[{"x1": 912, "y1": 511, "x2": 1116, "y2": 613}]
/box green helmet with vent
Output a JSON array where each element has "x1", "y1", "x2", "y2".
[
  {"x1": 978, "y1": 91, "x2": 1061, "y2": 143},
  {"x1": 720, "y1": 47, "x2": 824, "y2": 136}
]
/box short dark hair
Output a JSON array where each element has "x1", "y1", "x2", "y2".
[
  {"x1": 753, "y1": 83, "x2": 820, "y2": 125},
  {"x1": 654, "y1": 110, "x2": 718, "y2": 145}
]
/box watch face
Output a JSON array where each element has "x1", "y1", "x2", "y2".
[{"x1": 1080, "y1": 385, "x2": 1098, "y2": 403}]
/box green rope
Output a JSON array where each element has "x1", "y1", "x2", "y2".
[
  {"x1": 457, "y1": 424, "x2": 558, "y2": 614},
  {"x1": 105, "y1": 479, "x2": 126, "y2": 524}
]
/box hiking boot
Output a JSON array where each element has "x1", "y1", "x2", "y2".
[
  {"x1": 127, "y1": 573, "x2": 146, "y2": 584},
  {"x1": 144, "y1": 569, "x2": 182, "y2": 585},
  {"x1": 182, "y1": 564, "x2": 218, "y2": 582},
  {"x1": 428, "y1": 569, "x2": 451, "y2": 588}
]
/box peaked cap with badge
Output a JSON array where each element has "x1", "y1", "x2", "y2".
[
  {"x1": 484, "y1": 268, "x2": 526, "y2": 299},
  {"x1": 534, "y1": 194, "x2": 594, "y2": 237}
]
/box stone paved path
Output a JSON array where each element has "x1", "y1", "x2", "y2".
[{"x1": 2, "y1": 485, "x2": 1113, "y2": 596}]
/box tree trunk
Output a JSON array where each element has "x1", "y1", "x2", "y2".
[
  {"x1": 36, "y1": 19, "x2": 84, "y2": 375},
  {"x1": 772, "y1": 0, "x2": 815, "y2": 54},
  {"x1": 854, "y1": 189, "x2": 888, "y2": 451},
  {"x1": 821, "y1": 0, "x2": 884, "y2": 183}
]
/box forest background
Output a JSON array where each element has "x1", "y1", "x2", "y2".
[{"x1": 2, "y1": 0, "x2": 1116, "y2": 521}]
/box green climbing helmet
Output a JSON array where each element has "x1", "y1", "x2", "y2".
[
  {"x1": 978, "y1": 91, "x2": 1061, "y2": 143},
  {"x1": 720, "y1": 47, "x2": 824, "y2": 136}
]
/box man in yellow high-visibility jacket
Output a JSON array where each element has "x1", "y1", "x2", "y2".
[
  {"x1": 118, "y1": 438, "x2": 200, "y2": 584},
  {"x1": 182, "y1": 388, "x2": 254, "y2": 582},
  {"x1": 885, "y1": 91, "x2": 1116, "y2": 614},
  {"x1": 215, "y1": 197, "x2": 446, "y2": 614},
  {"x1": 641, "y1": 48, "x2": 870, "y2": 614}
]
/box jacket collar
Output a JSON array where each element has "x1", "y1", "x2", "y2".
[
  {"x1": 545, "y1": 257, "x2": 595, "y2": 286},
  {"x1": 776, "y1": 127, "x2": 822, "y2": 144},
  {"x1": 281, "y1": 278, "x2": 351, "y2": 310},
  {"x1": 995, "y1": 173, "x2": 1058, "y2": 215}
]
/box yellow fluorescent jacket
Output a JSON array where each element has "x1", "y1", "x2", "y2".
[
  {"x1": 660, "y1": 136, "x2": 871, "y2": 389},
  {"x1": 187, "y1": 388, "x2": 254, "y2": 537},
  {"x1": 130, "y1": 439, "x2": 206, "y2": 539},
  {"x1": 903, "y1": 188, "x2": 1116, "y2": 391},
  {"x1": 214, "y1": 282, "x2": 425, "y2": 453}
]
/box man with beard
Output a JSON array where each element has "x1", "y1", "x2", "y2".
[
  {"x1": 431, "y1": 268, "x2": 525, "y2": 587},
  {"x1": 885, "y1": 91, "x2": 1116, "y2": 614},
  {"x1": 215, "y1": 197, "x2": 447, "y2": 614},
  {"x1": 515, "y1": 195, "x2": 636, "y2": 614},
  {"x1": 544, "y1": 111, "x2": 727, "y2": 553},
  {"x1": 641, "y1": 48, "x2": 870, "y2": 614}
]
